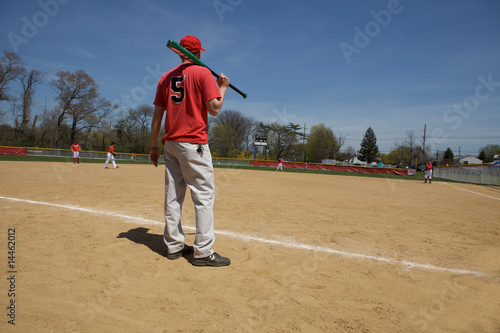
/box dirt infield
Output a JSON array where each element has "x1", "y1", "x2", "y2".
[{"x1": 1, "y1": 161, "x2": 499, "y2": 332}]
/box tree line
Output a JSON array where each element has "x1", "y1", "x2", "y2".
[{"x1": 1, "y1": 50, "x2": 498, "y2": 164}]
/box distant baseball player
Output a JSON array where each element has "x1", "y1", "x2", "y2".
[
  {"x1": 276, "y1": 157, "x2": 284, "y2": 172},
  {"x1": 424, "y1": 160, "x2": 433, "y2": 183},
  {"x1": 70, "y1": 140, "x2": 81, "y2": 164},
  {"x1": 104, "y1": 142, "x2": 118, "y2": 169},
  {"x1": 149, "y1": 35, "x2": 231, "y2": 267}
]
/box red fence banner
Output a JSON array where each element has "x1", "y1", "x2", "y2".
[
  {"x1": 0, "y1": 147, "x2": 27, "y2": 155},
  {"x1": 250, "y1": 160, "x2": 413, "y2": 176}
]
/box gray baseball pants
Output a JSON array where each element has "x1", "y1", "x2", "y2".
[{"x1": 162, "y1": 141, "x2": 215, "y2": 259}]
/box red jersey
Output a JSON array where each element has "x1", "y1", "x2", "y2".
[
  {"x1": 71, "y1": 143, "x2": 81, "y2": 151},
  {"x1": 154, "y1": 63, "x2": 221, "y2": 144},
  {"x1": 108, "y1": 145, "x2": 114, "y2": 153},
  {"x1": 425, "y1": 163, "x2": 433, "y2": 171}
]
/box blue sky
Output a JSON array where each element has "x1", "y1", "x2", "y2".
[{"x1": 1, "y1": 0, "x2": 499, "y2": 155}]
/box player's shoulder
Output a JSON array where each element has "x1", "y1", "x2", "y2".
[
  {"x1": 159, "y1": 64, "x2": 212, "y2": 84},
  {"x1": 182, "y1": 63, "x2": 211, "y2": 76},
  {"x1": 159, "y1": 64, "x2": 183, "y2": 81}
]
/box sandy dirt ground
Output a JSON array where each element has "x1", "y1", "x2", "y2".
[{"x1": 0, "y1": 161, "x2": 499, "y2": 333}]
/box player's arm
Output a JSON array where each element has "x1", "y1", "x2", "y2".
[
  {"x1": 149, "y1": 105, "x2": 165, "y2": 167},
  {"x1": 205, "y1": 73, "x2": 230, "y2": 117}
]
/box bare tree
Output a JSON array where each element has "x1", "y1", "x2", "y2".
[
  {"x1": 51, "y1": 70, "x2": 115, "y2": 147},
  {"x1": 113, "y1": 105, "x2": 153, "y2": 153},
  {"x1": 337, "y1": 145, "x2": 356, "y2": 162},
  {"x1": 0, "y1": 51, "x2": 26, "y2": 102},
  {"x1": 260, "y1": 122, "x2": 303, "y2": 160},
  {"x1": 135, "y1": 104, "x2": 154, "y2": 134},
  {"x1": 115, "y1": 108, "x2": 138, "y2": 147},
  {"x1": 87, "y1": 119, "x2": 115, "y2": 152},
  {"x1": 35, "y1": 107, "x2": 58, "y2": 147},
  {"x1": 15, "y1": 69, "x2": 44, "y2": 136},
  {"x1": 333, "y1": 132, "x2": 347, "y2": 158},
  {"x1": 69, "y1": 96, "x2": 116, "y2": 144},
  {"x1": 392, "y1": 130, "x2": 424, "y2": 167}
]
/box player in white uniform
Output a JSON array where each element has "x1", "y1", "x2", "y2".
[
  {"x1": 276, "y1": 158, "x2": 283, "y2": 172},
  {"x1": 71, "y1": 141, "x2": 81, "y2": 164},
  {"x1": 424, "y1": 160, "x2": 433, "y2": 183},
  {"x1": 104, "y1": 142, "x2": 118, "y2": 169}
]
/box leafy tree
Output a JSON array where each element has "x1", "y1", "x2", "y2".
[
  {"x1": 478, "y1": 144, "x2": 500, "y2": 163},
  {"x1": 0, "y1": 124, "x2": 16, "y2": 146},
  {"x1": 87, "y1": 124, "x2": 116, "y2": 153},
  {"x1": 210, "y1": 110, "x2": 256, "y2": 155},
  {"x1": 305, "y1": 123, "x2": 338, "y2": 163},
  {"x1": 443, "y1": 147, "x2": 454, "y2": 159},
  {"x1": 379, "y1": 151, "x2": 400, "y2": 166},
  {"x1": 478, "y1": 150, "x2": 486, "y2": 162},
  {"x1": 209, "y1": 123, "x2": 237, "y2": 157},
  {"x1": 440, "y1": 147, "x2": 454, "y2": 166},
  {"x1": 358, "y1": 127, "x2": 379, "y2": 163}
]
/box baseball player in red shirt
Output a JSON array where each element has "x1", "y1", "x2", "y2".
[
  {"x1": 277, "y1": 158, "x2": 284, "y2": 172},
  {"x1": 104, "y1": 142, "x2": 118, "y2": 169},
  {"x1": 71, "y1": 140, "x2": 81, "y2": 164},
  {"x1": 149, "y1": 35, "x2": 230, "y2": 267},
  {"x1": 424, "y1": 160, "x2": 433, "y2": 183}
]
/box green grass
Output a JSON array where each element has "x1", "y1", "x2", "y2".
[{"x1": 0, "y1": 154, "x2": 426, "y2": 181}]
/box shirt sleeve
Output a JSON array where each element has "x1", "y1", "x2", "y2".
[
  {"x1": 201, "y1": 68, "x2": 221, "y2": 102},
  {"x1": 153, "y1": 74, "x2": 167, "y2": 108}
]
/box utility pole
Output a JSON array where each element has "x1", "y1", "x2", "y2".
[
  {"x1": 302, "y1": 123, "x2": 306, "y2": 162},
  {"x1": 422, "y1": 124, "x2": 426, "y2": 155}
]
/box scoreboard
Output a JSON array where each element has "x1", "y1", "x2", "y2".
[{"x1": 254, "y1": 137, "x2": 268, "y2": 146}]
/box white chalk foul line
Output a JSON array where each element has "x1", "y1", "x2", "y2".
[
  {"x1": 441, "y1": 182, "x2": 500, "y2": 201},
  {"x1": 1, "y1": 195, "x2": 497, "y2": 281}
]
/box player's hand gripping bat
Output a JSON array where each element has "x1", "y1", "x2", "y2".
[{"x1": 166, "y1": 39, "x2": 247, "y2": 99}]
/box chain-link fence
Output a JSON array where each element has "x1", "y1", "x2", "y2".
[
  {"x1": 26, "y1": 148, "x2": 151, "y2": 162},
  {"x1": 434, "y1": 164, "x2": 500, "y2": 185},
  {"x1": 212, "y1": 157, "x2": 252, "y2": 166},
  {"x1": 24, "y1": 148, "x2": 255, "y2": 166}
]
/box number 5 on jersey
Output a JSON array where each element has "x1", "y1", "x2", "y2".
[{"x1": 170, "y1": 75, "x2": 185, "y2": 103}]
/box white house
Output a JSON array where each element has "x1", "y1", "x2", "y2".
[{"x1": 457, "y1": 156, "x2": 483, "y2": 165}]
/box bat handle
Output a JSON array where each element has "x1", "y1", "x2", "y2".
[{"x1": 211, "y1": 70, "x2": 248, "y2": 99}]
